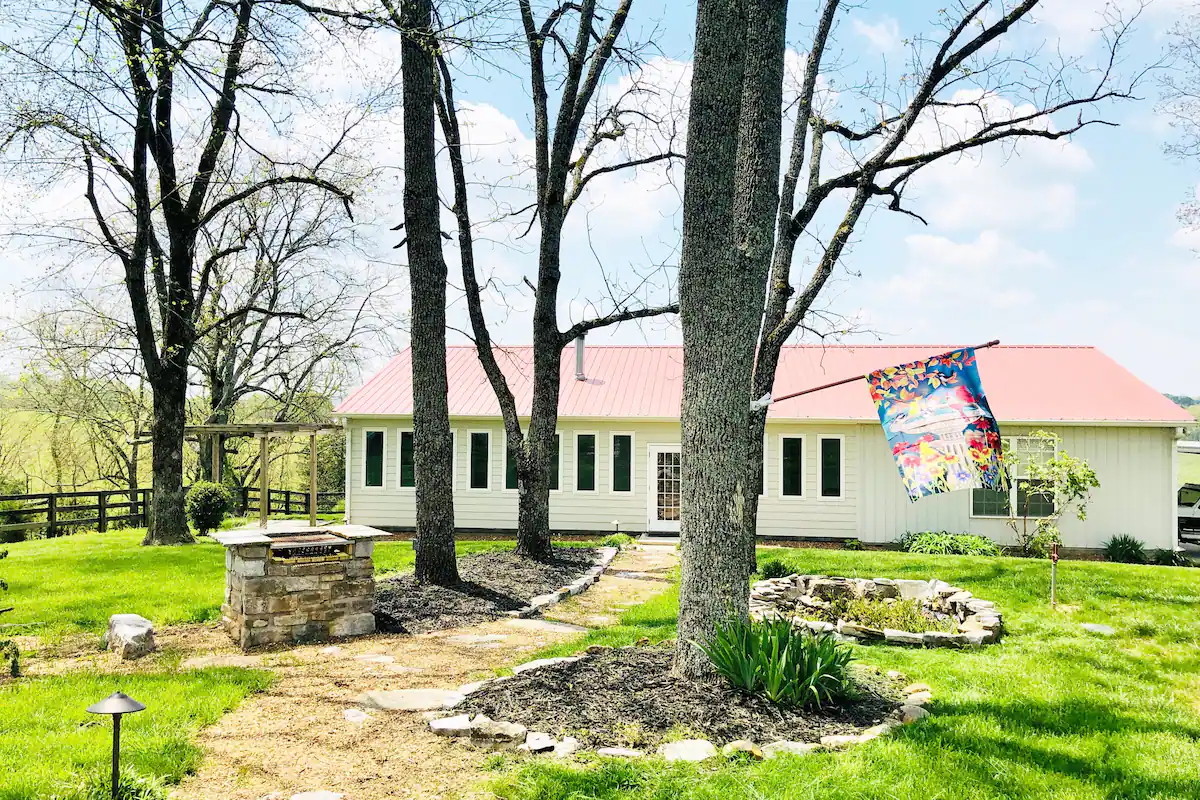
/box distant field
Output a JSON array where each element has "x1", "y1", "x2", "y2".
[{"x1": 1181, "y1": 453, "x2": 1200, "y2": 487}]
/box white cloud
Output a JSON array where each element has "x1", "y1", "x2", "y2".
[
  {"x1": 1034, "y1": 0, "x2": 1192, "y2": 51},
  {"x1": 851, "y1": 16, "x2": 901, "y2": 53}
]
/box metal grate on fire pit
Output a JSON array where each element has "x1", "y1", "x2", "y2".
[{"x1": 265, "y1": 531, "x2": 352, "y2": 562}]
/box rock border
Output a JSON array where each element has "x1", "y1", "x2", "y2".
[
  {"x1": 506, "y1": 546, "x2": 619, "y2": 619},
  {"x1": 750, "y1": 574, "x2": 1004, "y2": 648},
  {"x1": 424, "y1": 654, "x2": 938, "y2": 761}
]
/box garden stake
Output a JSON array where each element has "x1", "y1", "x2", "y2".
[
  {"x1": 86, "y1": 692, "x2": 146, "y2": 798},
  {"x1": 1050, "y1": 542, "x2": 1059, "y2": 609}
]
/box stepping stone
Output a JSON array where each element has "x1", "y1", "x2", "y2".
[
  {"x1": 1081, "y1": 623, "x2": 1116, "y2": 636},
  {"x1": 762, "y1": 741, "x2": 819, "y2": 759},
  {"x1": 343, "y1": 709, "x2": 370, "y2": 725},
  {"x1": 444, "y1": 634, "x2": 509, "y2": 645},
  {"x1": 356, "y1": 689, "x2": 464, "y2": 711},
  {"x1": 520, "y1": 732, "x2": 556, "y2": 753},
  {"x1": 657, "y1": 739, "x2": 717, "y2": 762},
  {"x1": 512, "y1": 656, "x2": 581, "y2": 674},
  {"x1": 429, "y1": 714, "x2": 472, "y2": 736},
  {"x1": 291, "y1": 793, "x2": 343, "y2": 800},
  {"x1": 595, "y1": 747, "x2": 644, "y2": 758},
  {"x1": 354, "y1": 653, "x2": 395, "y2": 665},
  {"x1": 553, "y1": 736, "x2": 580, "y2": 758},
  {"x1": 504, "y1": 619, "x2": 591, "y2": 634}
]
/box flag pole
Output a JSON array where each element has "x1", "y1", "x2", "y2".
[{"x1": 769, "y1": 339, "x2": 1002, "y2": 405}]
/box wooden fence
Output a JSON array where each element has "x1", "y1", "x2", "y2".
[{"x1": 0, "y1": 487, "x2": 344, "y2": 541}]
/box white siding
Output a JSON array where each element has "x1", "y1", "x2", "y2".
[
  {"x1": 345, "y1": 418, "x2": 857, "y2": 536},
  {"x1": 857, "y1": 423, "x2": 1177, "y2": 550},
  {"x1": 345, "y1": 417, "x2": 1176, "y2": 549}
]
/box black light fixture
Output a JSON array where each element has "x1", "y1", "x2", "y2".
[{"x1": 86, "y1": 692, "x2": 146, "y2": 799}]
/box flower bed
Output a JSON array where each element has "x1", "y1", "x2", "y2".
[{"x1": 750, "y1": 574, "x2": 1003, "y2": 647}]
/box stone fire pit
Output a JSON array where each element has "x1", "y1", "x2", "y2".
[
  {"x1": 750, "y1": 574, "x2": 1004, "y2": 648},
  {"x1": 213, "y1": 523, "x2": 391, "y2": 650}
]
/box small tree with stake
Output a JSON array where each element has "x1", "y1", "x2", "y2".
[
  {"x1": 1006, "y1": 431, "x2": 1100, "y2": 557},
  {"x1": 1, "y1": 548, "x2": 17, "y2": 677}
]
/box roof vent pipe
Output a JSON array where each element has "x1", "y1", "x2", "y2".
[{"x1": 574, "y1": 334, "x2": 586, "y2": 381}]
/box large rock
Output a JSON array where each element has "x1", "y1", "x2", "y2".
[
  {"x1": 884, "y1": 628, "x2": 924, "y2": 646},
  {"x1": 469, "y1": 715, "x2": 528, "y2": 743},
  {"x1": 357, "y1": 689, "x2": 464, "y2": 711},
  {"x1": 552, "y1": 737, "x2": 581, "y2": 758},
  {"x1": 722, "y1": 740, "x2": 764, "y2": 760},
  {"x1": 520, "y1": 732, "x2": 557, "y2": 753},
  {"x1": 809, "y1": 578, "x2": 854, "y2": 602},
  {"x1": 657, "y1": 739, "x2": 717, "y2": 762},
  {"x1": 102, "y1": 614, "x2": 156, "y2": 660},
  {"x1": 900, "y1": 705, "x2": 930, "y2": 724},
  {"x1": 894, "y1": 580, "x2": 932, "y2": 601},
  {"x1": 429, "y1": 714, "x2": 472, "y2": 736}
]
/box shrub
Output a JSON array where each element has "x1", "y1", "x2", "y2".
[
  {"x1": 698, "y1": 616, "x2": 854, "y2": 709},
  {"x1": 1152, "y1": 548, "x2": 1192, "y2": 567},
  {"x1": 1103, "y1": 534, "x2": 1146, "y2": 564},
  {"x1": 757, "y1": 559, "x2": 789, "y2": 580},
  {"x1": 842, "y1": 538, "x2": 864, "y2": 551},
  {"x1": 601, "y1": 533, "x2": 637, "y2": 549},
  {"x1": 185, "y1": 482, "x2": 233, "y2": 536},
  {"x1": 900, "y1": 531, "x2": 1001, "y2": 557}
]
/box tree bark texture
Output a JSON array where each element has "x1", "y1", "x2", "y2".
[
  {"x1": 403, "y1": 0, "x2": 459, "y2": 586},
  {"x1": 143, "y1": 359, "x2": 192, "y2": 545},
  {"x1": 674, "y1": 0, "x2": 785, "y2": 679}
]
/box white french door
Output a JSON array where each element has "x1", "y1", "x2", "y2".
[{"x1": 647, "y1": 445, "x2": 681, "y2": 533}]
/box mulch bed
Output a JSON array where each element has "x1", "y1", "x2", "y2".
[
  {"x1": 458, "y1": 645, "x2": 902, "y2": 748},
  {"x1": 374, "y1": 548, "x2": 599, "y2": 634}
]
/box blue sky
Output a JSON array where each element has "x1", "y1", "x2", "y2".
[
  {"x1": 1, "y1": 0, "x2": 1197, "y2": 396},
  {"x1": 432, "y1": 0, "x2": 1200, "y2": 395}
]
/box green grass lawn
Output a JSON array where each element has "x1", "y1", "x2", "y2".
[
  {"x1": 1179, "y1": 452, "x2": 1200, "y2": 486},
  {"x1": 0, "y1": 667, "x2": 272, "y2": 799},
  {"x1": 0, "y1": 529, "x2": 534, "y2": 637},
  {"x1": 489, "y1": 548, "x2": 1200, "y2": 800}
]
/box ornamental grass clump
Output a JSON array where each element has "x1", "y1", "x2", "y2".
[
  {"x1": 698, "y1": 617, "x2": 854, "y2": 709},
  {"x1": 757, "y1": 559, "x2": 789, "y2": 580},
  {"x1": 1103, "y1": 534, "x2": 1146, "y2": 564},
  {"x1": 900, "y1": 531, "x2": 1001, "y2": 557}
]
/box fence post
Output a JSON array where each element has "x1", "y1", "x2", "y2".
[
  {"x1": 47, "y1": 494, "x2": 57, "y2": 538},
  {"x1": 98, "y1": 491, "x2": 108, "y2": 533}
]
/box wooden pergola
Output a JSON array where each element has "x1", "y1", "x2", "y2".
[{"x1": 183, "y1": 423, "x2": 342, "y2": 529}]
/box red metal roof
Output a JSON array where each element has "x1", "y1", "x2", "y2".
[{"x1": 336, "y1": 344, "x2": 1191, "y2": 425}]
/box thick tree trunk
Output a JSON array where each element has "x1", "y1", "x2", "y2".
[
  {"x1": 514, "y1": 429, "x2": 554, "y2": 560},
  {"x1": 143, "y1": 362, "x2": 193, "y2": 545},
  {"x1": 403, "y1": 0, "x2": 458, "y2": 586},
  {"x1": 674, "y1": 0, "x2": 786, "y2": 678}
]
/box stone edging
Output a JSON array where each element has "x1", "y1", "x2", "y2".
[
  {"x1": 421, "y1": 656, "x2": 939, "y2": 761},
  {"x1": 750, "y1": 574, "x2": 1004, "y2": 648},
  {"x1": 506, "y1": 546, "x2": 620, "y2": 619}
]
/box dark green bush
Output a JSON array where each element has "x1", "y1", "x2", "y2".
[
  {"x1": 185, "y1": 482, "x2": 233, "y2": 536},
  {"x1": 842, "y1": 538, "x2": 864, "y2": 551},
  {"x1": 899, "y1": 530, "x2": 1001, "y2": 557},
  {"x1": 698, "y1": 617, "x2": 854, "y2": 708},
  {"x1": 1103, "y1": 534, "x2": 1146, "y2": 564},
  {"x1": 757, "y1": 559, "x2": 789, "y2": 580},
  {"x1": 1152, "y1": 548, "x2": 1192, "y2": 567}
]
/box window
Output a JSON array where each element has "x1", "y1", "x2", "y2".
[
  {"x1": 781, "y1": 436, "x2": 804, "y2": 497},
  {"x1": 505, "y1": 433, "x2": 561, "y2": 491},
  {"x1": 469, "y1": 431, "x2": 491, "y2": 490},
  {"x1": 611, "y1": 434, "x2": 633, "y2": 492},
  {"x1": 399, "y1": 431, "x2": 415, "y2": 488},
  {"x1": 576, "y1": 433, "x2": 597, "y2": 492},
  {"x1": 363, "y1": 430, "x2": 385, "y2": 488},
  {"x1": 972, "y1": 436, "x2": 1056, "y2": 518},
  {"x1": 1180, "y1": 486, "x2": 1200, "y2": 507},
  {"x1": 820, "y1": 436, "x2": 843, "y2": 499}
]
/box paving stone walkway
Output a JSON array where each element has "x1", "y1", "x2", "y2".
[{"x1": 169, "y1": 544, "x2": 678, "y2": 800}]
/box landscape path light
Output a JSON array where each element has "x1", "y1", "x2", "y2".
[{"x1": 86, "y1": 691, "x2": 146, "y2": 799}]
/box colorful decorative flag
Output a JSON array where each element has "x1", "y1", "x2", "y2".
[{"x1": 866, "y1": 347, "x2": 1006, "y2": 501}]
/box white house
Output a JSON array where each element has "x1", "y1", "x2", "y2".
[{"x1": 335, "y1": 343, "x2": 1191, "y2": 551}]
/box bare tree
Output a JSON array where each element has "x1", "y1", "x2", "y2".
[
  {"x1": 676, "y1": 0, "x2": 1142, "y2": 678},
  {"x1": 0, "y1": 0, "x2": 368, "y2": 544},
  {"x1": 1161, "y1": 3, "x2": 1200, "y2": 229},
  {"x1": 438, "y1": 0, "x2": 682, "y2": 560},
  {"x1": 192, "y1": 184, "x2": 393, "y2": 482}
]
